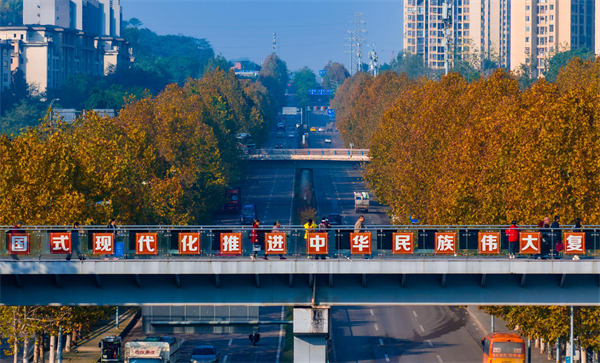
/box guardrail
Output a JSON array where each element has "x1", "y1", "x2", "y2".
[
  {"x1": 1, "y1": 225, "x2": 596, "y2": 260},
  {"x1": 246, "y1": 149, "x2": 370, "y2": 156}
]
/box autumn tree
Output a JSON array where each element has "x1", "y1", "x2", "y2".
[
  {"x1": 257, "y1": 54, "x2": 289, "y2": 112},
  {"x1": 321, "y1": 61, "x2": 350, "y2": 93}
]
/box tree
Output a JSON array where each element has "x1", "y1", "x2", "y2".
[
  {"x1": 321, "y1": 61, "x2": 350, "y2": 92},
  {"x1": 0, "y1": 0, "x2": 22, "y2": 26},
  {"x1": 257, "y1": 54, "x2": 289, "y2": 112},
  {"x1": 544, "y1": 48, "x2": 594, "y2": 83},
  {"x1": 390, "y1": 50, "x2": 439, "y2": 79},
  {"x1": 292, "y1": 67, "x2": 317, "y2": 108}
]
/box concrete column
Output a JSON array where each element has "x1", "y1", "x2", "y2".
[{"x1": 293, "y1": 307, "x2": 330, "y2": 363}]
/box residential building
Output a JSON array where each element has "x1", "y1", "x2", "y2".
[
  {"x1": 0, "y1": 40, "x2": 11, "y2": 91},
  {"x1": 1, "y1": 0, "x2": 129, "y2": 91},
  {"x1": 510, "y1": 0, "x2": 597, "y2": 77}
]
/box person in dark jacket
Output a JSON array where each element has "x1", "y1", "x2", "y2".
[
  {"x1": 505, "y1": 220, "x2": 519, "y2": 258},
  {"x1": 105, "y1": 218, "x2": 118, "y2": 260},
  {"x1": 539, "y1": 217, "x2": 551, "y2": 258},
  {"x1": 550, "y1": 215, "x2": 561, "y2": 256},
  {"x1": 68, "y1": 222, "x2": 85, "y2": 261}
]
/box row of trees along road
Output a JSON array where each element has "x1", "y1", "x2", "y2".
[
  {"x1": 331, "y1": 56, "x2": 600, "y2": 352},
  {"x1": 0, "y1": 55, "x2": 289, "y2": 225},
  {"x1": 0, "y1": 306, "x2": 113, "y2": 363}
]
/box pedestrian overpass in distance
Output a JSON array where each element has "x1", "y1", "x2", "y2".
[{"x1": 242, "y1": 148, "x2": 369, "y2": 169}]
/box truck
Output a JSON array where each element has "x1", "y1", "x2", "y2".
[
  {"x1": 124, "y1": 337, "x2": 180, "y2": 363},
  {"x1": 354, "y1": 192, "x2": 370, "y2": 213},
  {"x1": 222, "y1": 187, "x2": 241, "y2": 213},
  {"x1": 99, "y1": 336, "x2": 122, "y2": 363},
  {"x1": 325, "y1": 122, "x2": 334, "y2": 132}
]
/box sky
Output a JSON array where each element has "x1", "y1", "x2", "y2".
[{"x1": 121, "y1": 0, "x2": 403, "y2": 72}]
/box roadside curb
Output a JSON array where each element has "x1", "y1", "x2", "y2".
[{"x1": 465, "y1": 306, "x2": 489, "y2": 336}]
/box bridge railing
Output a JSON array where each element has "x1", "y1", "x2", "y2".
[
  {"x1": 1, "y1": 225, "x2": 598, "y2": 260},
  {"x1": 246, "y1": 149, "x2": 370, "y2": 156}
]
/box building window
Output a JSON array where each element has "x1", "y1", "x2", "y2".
[
  {"x1": 549, "y1": 36, "x2": 554, "y2": 42},
  {"x1": 549, "y1": 4, "x2": 553, "y2": 10},
  {"x1": 526, "y1": 26, "x2": 530, "y2": 32},
  {"x1": 526, "y1": 37, "x2": 530, "y2": 42},
  {"x1": 526, "y1": 16, "x2": 530, "y2": 21},
  {"x1": 549, "y1": 25, "x2": 554, "y2": 32},
  {"x1": 526, "y1": 5, "x2": 530, "y2": 10}
]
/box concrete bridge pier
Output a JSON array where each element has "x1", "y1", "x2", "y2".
[{"x1": 293, "y1": 306, "x2": 330, "y2": 363}]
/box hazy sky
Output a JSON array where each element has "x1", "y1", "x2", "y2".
[{"x1": 121, "y1": 0, "x2": 403, "y2": 72}]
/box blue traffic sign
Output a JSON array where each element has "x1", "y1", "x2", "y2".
[
  {"x1": 326, "y1": 89, "x2": 333, "y2": 95},
  {"x1": 319, "y1": 70, "x2": 326, "y2": 77},
  {"x1": 309, "y1": 89, "x2": 317, "y2": 95},
  {"x1": 317, "y1": 89, "x2": 326, "y2": 96},
  {"x1": 327, "y1": 109, "x2": 336, "y2": 116}
]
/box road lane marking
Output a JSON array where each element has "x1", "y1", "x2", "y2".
[
  {"x1": 223, "y1": 355, "x2": 228, "y2": 362},
  {"x1": 228, "y1": 339, "x2": 232, "y2": 346},
  {"x1": 384, "y1": 354, "x2": 390, "y2": 362},
  {"x1": 436, "y1": 355, "x2": 443, "y2": 363},
  {"x1": 370, "y1": 309, "x2": 374, "y2": 315},
  {"x1": 374, "y1": 324, "x2": 379, "y2": 331},
  {"x1": 275, "y1": 306, "x2": 285, "y2": 363},
  {"x1": 379, "y1": 339, "x2": 384, "y2": 346},
  {"x1": 413, "y1": 311, "x2": 418, "y2": 317},
  {"x1": 427, "y1": 340, "x2": 433, "y2": 347},
  {"x1": 420, "y1": 325, "x2": 425, "y2": 332}
]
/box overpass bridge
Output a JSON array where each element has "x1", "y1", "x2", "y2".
[
  {"x1": 2, "y1": 225, "x2": 599, "y2": 306},
  {"x1": 242, "y1": 148, "x2": 369, "y2": 169}
]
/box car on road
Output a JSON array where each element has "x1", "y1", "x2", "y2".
[
  {"x1": 327, "y1": 213, "x2": 342, "y2": 225},
  {"x1": 296, "y1": 123, "x2": 300, "y2": 128},
  {"x1": 190, "y1": 345, "x2": 219, "y2": 363},
  {"x1": 275, "y1": 143, "x2": 283, "y2": 149},
  {"x1": 288, "y1": 133, "x2": 295, "y2": 138},
  {"x1": 318, "y1": 127, "x2": 325, "y2": 132},
  {"x1": 310, "y1": 127, "x2": 316, "y2": 132},
  {"x1": 240, "y1": 203, "x2": 257, "y2": 225},
  {"x1": 325, "y1": 138, "x2": 332, "y2": 143}
]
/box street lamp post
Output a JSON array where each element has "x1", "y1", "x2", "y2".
[{"x1": 48, "y1": 98, "x2": 60, "y2": 129}]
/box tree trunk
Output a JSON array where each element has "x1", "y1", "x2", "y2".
[
  {"x1": 540, "y1": 338, "x2": 545, "y2": 354},
  {"x1": 23, "y1": 337, "x2": 29, "y2": 363},
  {"x1": 38, "y1": 334, "x2": 45, "y2": 363},
  {"x1": 48, "y1": 336, "x2": 55, "y2": 363},
  {"x1": 65, "y1": 334, "x2": 71, "y2": 353},
  {"x1": 547, "y1": 341, "x2": 552, "y2": 361},
  {"x1": 581, "y1": 347, "x2": 587, "y2": 363},
  {"x1": 13, "y1": 337, "x2": 19, "y2": 363},
  {"x1": 33, "y1": 333, "x2": 39, "y2": 363},
  {"x1": 535, "y1": 338, "x2": 540, "y2": 348}
]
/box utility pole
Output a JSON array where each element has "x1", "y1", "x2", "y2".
[
  {"x1": 352, "y1": 13, "x2": 366, "y2": 73},
  {"x1": 345, "y1": 30, "x2": 354, "y2": 75},
  {"x1": 570, "y1": 306, "x2": 574, "y2": 363},
  {"x1": 368, "y1": 44, "x2": 379, "y2": 76},
  {"x1": 272, "y1": 32, "x2": 277, "y2": 54},
  {"x1": 442, "y1": 0, "x2": 453, "y2": 76}
]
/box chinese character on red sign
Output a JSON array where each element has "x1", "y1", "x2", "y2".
[
  {"x1": 350, "y1": 233, "x2": 372, "y2": 254},
  {"x1": 265, "y1": 233, "x2": 287, "y2": 255},
  {"x1": 478, "y1": 232, "x2": 500, "y2": 254},
  {"x1": 92, "y1": 233, "x2": 114, "y2": 254},
  {"x1": 50, "y1": 233, "x2": 71, "y2": 254},
  {"x1": 434, "y1": 232, "x2": 457, "y2": 254},
  {"x1": 393, "y1": 233, "x2": 414, "y2": 254},
  {"x1": 221, "y1": 233, "x2": 242, "y2": 255},
  {"x1": 179, "y1": 233, "x2": 201, "y2": 255},
  {"x1": 136, "y1": 233, "x2": 158, "y2": 255},
  {"x1": 519, "y1": 232, "x2": 541, "y2": 254},
  {"x1": 307, "y1": 233, "x2": 328, "y2": 255},
  {"x1": 564, "y1": 232, "x2": 585, "y2": 254},
  {"x1": 8, "y1": 233, "x2": 30, "y2": 255}
]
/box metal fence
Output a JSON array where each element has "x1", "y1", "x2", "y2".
[
  {"x1": 1, "y1": 225, "x2": 598, "y2": 260},
  {"x1": 246, "y1": 149, "x2": 369, "y2": 156}
]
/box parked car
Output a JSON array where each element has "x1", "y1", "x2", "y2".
[
  {"x1": 325, "y1": 138, "x2": 332, "y2": 143},
  {"x1": 190, "y1": 345, "x2": 219, "y2": 363}
]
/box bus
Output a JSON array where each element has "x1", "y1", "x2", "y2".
[{"x1": 482, "y1": 333, "x2": 525, "y2": 363}]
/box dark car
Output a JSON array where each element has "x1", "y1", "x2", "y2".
[
  {"x1": 327, "y1": 213, "x2": 342, "y2": 225},
  {"x1": 190, "y1": 345, "x2": 219, "y2": 363},
  {"x1": 275, "y1": 143, "x2": 283, "y2": 149},
  {"x1": 240, "y1": 204, "x2": 257, "y2": 225}
]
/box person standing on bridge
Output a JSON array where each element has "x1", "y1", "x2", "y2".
[
  {"x1": 272, "y1": 221, "x2": 286, "y2": 260},
  {"x1": 506, "y1": 221, "x2": 519, "y2": 259},
  {"x1": 105, "y1": 218, "x2": 118, "y2": 260},
  {"x1": 251, "y1": 219, "x2": 265, "y2": 261},
  {"x1": 68, "y1": 222, "x2": 85, "y2": 261},
  {"x1": 551, "y1": 215, "x2": 562, "y2": 257},
  {"x1": 304, "y1": 218, "x2": 317, "y2": 259},
  {"x1": 354, "y1": 216, "x2": 370, "y2": 260}
]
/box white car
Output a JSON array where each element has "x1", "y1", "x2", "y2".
[
  {"x1": 325, "y1": 138, "x2": 332, "y2": 143},
  {"x1": 288, "y1": 133, "x2": 295, "y2": 138},
  {"x1": 318, "y1": 127, "x2": 325, "y2": 132}
]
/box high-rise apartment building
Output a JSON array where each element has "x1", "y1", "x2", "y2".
[
  {"x1": 405, "y1": 0, "x2": 598, "y2": 74},
  {"x1": 510, "y1": 0, "x2": 597, "y2": 77},
  {"x1": 2, "y1": 0, "x2": 129, "y2": 91}
]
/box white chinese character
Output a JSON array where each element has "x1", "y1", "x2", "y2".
[
  {"x1": 395, "y1": 235, "x2": 412, "y2": 252},
  {"x1": 480, "y1": 234, "x2": 498, "y2": 252},
  {"x1": 309, "y1": 235, "x2": 326, "y2": 252},
  {"x1": 11, "y1": 236, "x2": 27, "y2": 251},
  {"x1": 522, "y1": 235, "x2": 539, "y2": 252},
  {"x1": 267, "y1": 235, "x2": 285, "y2": 252},
  {"x1": 52, "y1": 234, "x2": 69, "y2": 251},
  {"x1": 95, "y1": 235, "x2": 112, "y2": 252},
  {"x1": 181, "y1": 235, "x2": 198, "y2": 252},
  {"x1": 138, "y1": 235, "x2": 155, "y2": 252},
  {"x1": 223, "y1": 235, "x2": 240, "y2": 252},
  {"x1": 352, "y1": 234, "x2": 370, "y2": 251},
  {"x1": 566, "y1": 235, "x2": 583, "y2": 252},
  {"x1": 437, "y1": 235, "x2": 455, "y2": 251}
]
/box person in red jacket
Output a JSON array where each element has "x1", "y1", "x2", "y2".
[{"x1": 506, "y1": 220, "x2": 519, "y2": 258}]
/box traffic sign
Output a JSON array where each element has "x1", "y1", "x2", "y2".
[
  {"x1": 319, "y1": 70, "x2": 326, "y2": 77},
  {"x1": 327, "y1": 109, "x2": 336, "y2": 117},
  {"x1": 309, "y1": 89, "x2": 317, "y2": 95},
  {"x1": 327, "y1": 89, "x2": 333, "y2": 95},
  {"x1": 317, "y1": 89, "x2": 326, "y2": 96}
]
